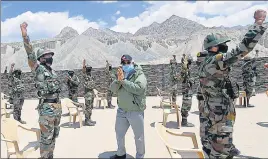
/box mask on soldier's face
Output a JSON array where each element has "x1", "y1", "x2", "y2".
[
  {"x1": 109, "y1": 66, "x2": 112, "y2": 71},
  {"x1": 218, "y1": 43, "x2": 228, "y2": 53},
  {"x1": 45, "y1": 57, "x2": 53, "y2": 65},
  {"x1": 86, "y1": 67, "x2": 92, "y2": 75}
]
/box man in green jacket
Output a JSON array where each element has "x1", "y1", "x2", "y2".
[{"x1": 110, "y1": 55, "x2": 147, "y2": 159}]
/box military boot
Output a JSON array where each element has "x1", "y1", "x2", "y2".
[
  {"x1": 107, "y1": 101, "x2": 115, "y2": 109},
  {"x1": 181, "y1": 118, "x2": 194, "y2": 127},
  {"x1": 227, "y1": 147, "x2": 241, "y2": 158},
  {"x1": 85, "y1": 117, "x2": 95, "y2": 126},
  {"x1": 19, "y1": 120, "x2": 26, "y2": 124},
  {"x1": 243, "y1": 97, "x2": 247, "y2": 107},
  {"x1": 247, "y1": 98, "x2": 255, "y2": 107},
  {"x1": 110, "y1": 154, "x2": 126, "y2": 159}
]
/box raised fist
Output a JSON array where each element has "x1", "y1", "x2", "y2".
[
  {"x1": 117, "y1": 66, "x2": 124, "y2": 81},
  {"x1": 11, "y1": 63, "x2": 15, "y2": 67},
  {"x1": 20, "y1": 22, "x2": 28, "y2": 37},
  {"x1": 254, "y1": 9, "x2": 267, "y2": 25},
  {"x1": 264, "y1": 63, "x2": 268, "y2": 68}
]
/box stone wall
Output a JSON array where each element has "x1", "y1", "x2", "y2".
[{"x1": 1, "y1": 57, "x2": 268, "y2": 99}]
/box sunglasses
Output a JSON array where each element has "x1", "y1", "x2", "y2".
[{"x1": 121, "y1": 61, "x2": 131, "y2": 65}]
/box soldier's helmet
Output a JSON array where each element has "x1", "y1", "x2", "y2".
[
  {"x1": 203, "y1": 33, "x2": 231, "y2": 50},
  {"x1": 13, "y1": 69, "x2": 22, "y2": 76},
  {"x1": 36, "y1": 47, "x2": 54, "y2": 61}
]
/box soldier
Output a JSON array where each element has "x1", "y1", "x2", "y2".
[
  {"x1": 198, "y1": 9, "x2": 266, "y2": 158},
  {"x1": 169, "y1": 55, "x2": 179, "y2": 104},
  {"x1": 8, "y1": 63, "x2": 26, "y2": 124},
  {"x1": 8, "y1": 63, "x2": 15, "y2": 104},
  {"x1": 251, "y1": 50, "x2": 259, "y2": 96},
  {"x1": 82, "y1": 59, "x2": 96, "y2": 126},
  {"x1": 20, "y1": 22, "x2": 62, "y2": 158},
  {"x1": 66, "y1": 70, "x2": 80, "y2": 102},
  {"x1": 105, "y1": 60, "x2": 115, "y2": 108},
  {"x1": 242, "y1": 55, "x2": 257, "y2": 107},
  {"x1": 180, "y1": 54, "x2": 194, "y2": 127}
]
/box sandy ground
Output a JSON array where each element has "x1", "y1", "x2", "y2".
[{"x1": 1, "y1": 93, "x2": 268, "y2": 158}]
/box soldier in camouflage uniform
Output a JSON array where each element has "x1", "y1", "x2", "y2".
[
  {"x1": 82, "y1": 59, "x2": 96, "y2": 126},
  {"x1": 198, "y1": 10, "x2": 266, "y2": 158},
  {"x1": 66, "y1": 70, "x2": 80, "y2": 102},
  {"x1": 8, "y1": 63, "x2": 26, "y2": 124},
  {"x1": 241, "y1": 53, "x2": 259, "y2": 107},
  {"x1": 20, "y1": 22, "x2": 62, "y2": 158},
  {"x1": 105, "y1": 60, "x2": 115, "y2": 108},
  {"x1": 180, "y1": 54, "x2": 194, "y2": 127},
  {"x1": 169, "y1": 55, "x2": 179, "y2": 104},
  {"x1": 8, "y1": 64, "x2": 15, "y2": 104}
]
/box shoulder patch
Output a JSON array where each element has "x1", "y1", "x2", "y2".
[
  {"x1": 215, "y1": 54, "x2": 223, "y2": 61},
  {"x1": 197, "y1": 52, "x2": 201, "y2": 57}
]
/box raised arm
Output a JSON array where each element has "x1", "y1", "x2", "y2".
[
  {"x1": 20, "y1": 22, "x2": 38, "y2": 71},
  {"x1": 82, "y1": 59, "x2": 86, "y2": 74},
  {"x1": 8, "y1": 63, "x2": 15, "y2": 80},
  {"x1": 221, "y1": 10, "x2": 267, "y2": 65}
]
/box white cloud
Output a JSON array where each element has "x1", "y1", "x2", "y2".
[
  {"x1": 115, "y1": 10, "x2": 121, "y2": 15},
  {"x1": 1, "y1": 11, "x2": 103, "y2": 42},
  {"x1": 96, "y1": 1, "x2": 117, "y2": 4},
  {"x1": 110, "y1": 1, "x2": 268, "y2": 33}
]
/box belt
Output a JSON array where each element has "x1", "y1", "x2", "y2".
[{"x1": 41, "y1": 98, "x2": 59, "y2": 103}]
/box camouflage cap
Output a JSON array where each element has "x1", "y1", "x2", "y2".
[
  {"x1": 36, "y1": 47, "x2": 54, "y2": 61},
  {"x1": 203, "y1": 33, "x2": 230, "y2": 50},
  {"x1": 13, "y1": 69, "x2": 22, "y2": 75}
]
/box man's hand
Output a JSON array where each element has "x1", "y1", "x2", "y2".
[
  {"x1": 254, "y1": 9, "x2": 267, "y2": 25},
  {"x1": 20, "y1": 22, "x2": 28, "y2": 37},
  {"x1": 117, "y1": 67, "x2": 124, "y2": 81},
  {"x1": 264, "y1": 63, "x2": 268, "y2": 69},
  {"x1": 11, "y1": 63, "x2": 15, "y2": 68},
  {"x1": 83, "y1": 59, "x2": 86, "y2": 66}
]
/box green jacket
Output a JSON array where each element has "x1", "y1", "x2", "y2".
[{"x1": 110, "y1": 64, "x2": 147, "y2": 112}]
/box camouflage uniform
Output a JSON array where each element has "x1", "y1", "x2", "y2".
[
  {"x1": 196, "y1": 51, "x2": 209, "y2": 149},
  {"x1": 83, "y1": 65, "x2": 96, "y2": 126},
  {"x1": 169, "y1": 55, "x2": 179, "y2": 103},
  {"x1": 198, "y1": 23, "x2": 267, "y2": 158},
  {"x1": 9, "y1": 69, "x2": 25, "y2": 123},
  {"x1": 67, "y1": 71, "x2": 80, "y2": 102},
  {"x1": 22, "y1": 36, "x2": 62, "y2": 158},
  {"x1": 180, "y1": 55, "x2": 194, "y2": 126},
  {"x1": 105, "y1": 62, "x2": 116, "y2": 108},
  {"x1": 7, "y1": 69, "x2": 14, "y2": 104}
]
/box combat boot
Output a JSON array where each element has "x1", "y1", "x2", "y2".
[
  {"x1": 85, "y1": 118, "x2": 95, "y2": 126},
  {"x1": 19, "y1": 120, "x2": 26, "y2": 124},
  {"x1": 247, "y1": 98, "x2": 255, "y2": 107},
  {"x1": 110, "y1": 154, "x2": 126, "y2": 159},
  {"x1": 227, "y1": 147, "x2": 241, "y2": 158},
  {"x1": 107, "y1": 101, "x2": 115, "y2": 109},
  {"x1": 181, "y1": 118, "x2": 194, "y2": 127}
]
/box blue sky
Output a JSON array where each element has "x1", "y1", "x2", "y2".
[
  {"x1": 1, "y1": 1, "x2": 268, "y2": 42},
  {"x1": 1, "y1": 1, "x2": 150, "y2": 28}
]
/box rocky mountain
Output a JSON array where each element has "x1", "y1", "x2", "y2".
[{"x1": 1, "y1": 15, "x2": 268, "y2": 72}]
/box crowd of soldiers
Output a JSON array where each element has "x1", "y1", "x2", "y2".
[{"x1": 2, "y1": 9, "x2": 266, "y2": 159}]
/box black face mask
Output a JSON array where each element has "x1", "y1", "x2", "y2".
[
  {"x1": 218, "y1": 43, "x2": 228, "y2": 53},
  {"x1": 45, "y1": 57, "x2": 53, "y2": 65},
  {"x1": 109, "y1": 66, "x2": 112, "y2": 71}
]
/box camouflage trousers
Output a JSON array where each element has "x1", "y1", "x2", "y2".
[
  {"x1": 107, "y1": 89, "x2": 112, "y2": 104},
  {"x1": 198, "y1": 99, "x2": 209, "y2": 148},
  {"x1": 170, "y1": 82, "x2": 178, "y2": 103},
  {"x1": 39, "y1": 109, "x2": 62, "y2": 158},
  {"x1": 68, "y1": 89, "x2": 78, "y2": 102},
  {"x1": 203, "y1": 96, "x2": 236, "y2": 158},
  {"x1": 84, "y1": 91, "x2": 94, "y2": 119},
  {"x1": 13, "y1": 97, "x2": 24, "y2": 121},
  {"x1": 181, "y1": 82, "x2": 192, "y2": 119}
]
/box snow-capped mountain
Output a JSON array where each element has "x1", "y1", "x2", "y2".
[{"x1": 1, "y1": 15, "x2": 267, "y2": 72}]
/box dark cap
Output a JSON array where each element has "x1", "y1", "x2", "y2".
[{"x1": 121, "y1": 54, "x2": 132, "y2": 64}]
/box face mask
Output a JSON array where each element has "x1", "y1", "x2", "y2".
[
  {"x1": 45, "y1": 57, "x2": 53, "y2": 65},
  {"x1": 218, "y1": 43, "x2": 228, "y2": 53},
  {"x1": 109, "y1": 66, "x2": 112, "y2": 71},
  {"x1": 86, "y1": 67, "x2": 92, "y2": 75},
  {"x1": 122, "y1": 64, "x2": 134, "y2": 73}
]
